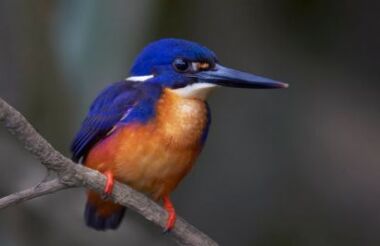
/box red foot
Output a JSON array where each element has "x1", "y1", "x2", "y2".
[
  {"x1": 163, "y1": 195, "x2": 176, "y2": 232},
  {"x1": 104, "y1": 170, "x2": 114, "y2": 195}
]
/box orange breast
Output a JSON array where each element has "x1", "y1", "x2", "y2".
[{"x1": 85, "y1": 88, "x2": 208, "y2": 199}]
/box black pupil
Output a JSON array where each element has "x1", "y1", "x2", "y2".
[{"x1": 173, "y1": 58, "x2": 189, "y2": 72}]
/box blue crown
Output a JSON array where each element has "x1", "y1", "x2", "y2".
[{"x1": 130, "y1": 38, "x2": 217, "y2": 76}]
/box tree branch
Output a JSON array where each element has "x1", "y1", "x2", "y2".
[
  {"x1": 0, "y1": 98, "x2": 218, "y2": 246},
  {"x1": 0, "y1": 178, "x2": 71, "y2": 209}
]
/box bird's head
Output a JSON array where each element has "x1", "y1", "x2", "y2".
[{"x1": 128, "y1": 38, "x2": 288, "y2": 99}]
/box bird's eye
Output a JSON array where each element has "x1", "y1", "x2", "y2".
[{"x1": 173, "y1": 58, "x2": 190, "y2": 72}]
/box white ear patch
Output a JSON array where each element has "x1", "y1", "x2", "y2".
[
  {"x1": 125, "y1": 75, "x2": 154, "y2": 82},
  {"x1": 172, "y1": 83, "x2": 218, "y2": 100}
]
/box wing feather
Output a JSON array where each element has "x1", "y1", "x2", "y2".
[{"x1": 70, "y1": 81, "x2": 141, "y2": 162}]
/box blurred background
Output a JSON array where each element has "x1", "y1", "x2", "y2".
[{"x1": 0, "y1": 0, "x2": 379, "y2": 245}]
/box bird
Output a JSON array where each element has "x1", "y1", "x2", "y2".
[{"x1": 70, "y1": 38, "x2": 288, "y2": 232}]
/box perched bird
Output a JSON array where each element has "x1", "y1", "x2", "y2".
[{"x1": 71, "y1": 38, "x2": 288, "y2": 231}]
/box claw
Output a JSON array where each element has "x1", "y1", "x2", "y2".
[{"x1": 162, "y1": 195, "x2": 176, "y2": 233}]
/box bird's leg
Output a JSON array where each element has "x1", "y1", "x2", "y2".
[
  {"x1": 103, "y1": 170, "x2": 114, "y2": 196},
  {"x1": 163, "y1": 195, "x2": 176, "y2": 233}
]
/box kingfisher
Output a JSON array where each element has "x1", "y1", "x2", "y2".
[{"x1": 70, "y1": 38, "x2": 288, "y2": 232}]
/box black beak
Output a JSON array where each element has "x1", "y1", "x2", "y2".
[{"x1": 192, "y1": 64, "x2": 288, "y2": 89}]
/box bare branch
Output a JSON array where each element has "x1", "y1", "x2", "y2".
[
  {"x1": 0, "y1": 179, "x2": 71, "y2": 209},
  {"x1": 0, "y1": 98, "x2": 218, "y2": 246}
]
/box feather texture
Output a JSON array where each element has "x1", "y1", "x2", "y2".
[{"x1": 70, "y1": 81, "x2": 162, "y2": 162}]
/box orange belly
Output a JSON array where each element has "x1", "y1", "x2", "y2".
[{"x1": 85, "y1": 89, "x2": 208, "y2": 199}]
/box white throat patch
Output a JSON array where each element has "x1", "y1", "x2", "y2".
[
  {"x1": 125, "y1": 75, "x2": 154, "y2": 82},
  {"x1": 172, "y1": 83, "x2": 218, "y2": 100}
]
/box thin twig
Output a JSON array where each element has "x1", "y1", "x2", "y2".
[
  {"x1": 0, "y1": 179, "x2": 71, "y2": 209},
  {"x1": 0, "y1": 97, "x2": 218, "y2": 246}
]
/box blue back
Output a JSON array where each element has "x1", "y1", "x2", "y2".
[{"x1": 70, "y1": 81, "x2": 162, "y2": 162}]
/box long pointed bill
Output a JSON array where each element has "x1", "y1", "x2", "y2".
[{"x1": 192, "y1": 64, "x2": 288, "y2": 89}]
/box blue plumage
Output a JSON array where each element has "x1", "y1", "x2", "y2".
[
  {"x1": 120, "y1": 82, "x2": 162, "y2": 124},
  {"x1": 200, "y1": 103, "x2": 211, "y2": 145},
  {"x1": 70, "y1": 81, "x2": 162, "y2": 162},
  {"x1": 84, "y1": 202, "x2": 126, "y2": 230},
  {"x1": 131, "y1": 38, "x2": 217, "y2": 76}
]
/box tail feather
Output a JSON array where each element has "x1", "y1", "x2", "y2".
[{"x1": 85, "y1": 192, "x2": 126, "y2": 231}]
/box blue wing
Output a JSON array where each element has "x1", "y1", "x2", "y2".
[{"x1": 70, "y1": 81, "x2": 142, "y2": 162}]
